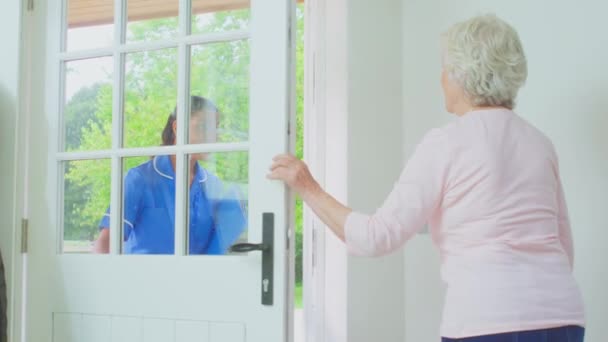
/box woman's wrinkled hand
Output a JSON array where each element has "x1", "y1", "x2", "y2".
[
  {"x1": 267, "y1": 154, "x2": 320, "y2": 197},
  {"x1": 268, "y1": 154, "x2": 350, "y2": 241}
]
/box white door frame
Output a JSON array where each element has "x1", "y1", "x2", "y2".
[
  {"x1": 9, "y1": 2, "x2": 37, "y2": 341},
  {"x1": 303, "y1": 0, "x2": 349, "y2": 342}
]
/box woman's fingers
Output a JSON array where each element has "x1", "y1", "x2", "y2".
[
  {"x1": 272, "y1": 154, "x2": 294, "y2": 162},
  {"x1": 269, "y1": 158, "x2": 292, "y2": 171},
  {"x1": 267, "y1": 161, "x2": 296, "y2": 180},
  {"x1": 267, "y1": 155, "x2": 292, "y2": 180},
  {"x1": 269, "y1": 154, "x2": 300, "y2": 172},
  {"x1": 267, "y1": 154, "x2": 310, "y2": 188},
  {"x1": 270, "y1": 158, "x2": 296, "y2": 172},
  {"x1": 266, "y1": 167, "x2": 287, "y2": 180}
]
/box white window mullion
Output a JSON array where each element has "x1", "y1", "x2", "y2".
[
  {"x1": 58, "y1": 31, "x2": 250, "y2": 63},
  {"x1": 56, "y1": 62, "x2": 67, "y2": 252},
  {"x1": 109, "y1": 0, "x2": 126, "y2": 255},
  {"x1": 174, "y1": 151, "x2": 187, "y2": 256},
  {"x1": 174, "y1": 0, "x2": 192, "y2": 256},
  {"x1": 182, "y1": 30, "x2": 249, "y2": 46},
  {"x1": 55, "y1": 0, "x2": 69, "y2": 252},
  {"x1": 55, "y1": 142, "x2": 250, "y2": 161},
  {"x1": 58, "y1": 48, "x2": 114, "y2": 62}
]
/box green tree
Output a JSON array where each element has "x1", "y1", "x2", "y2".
[
  {"x1": 294, "y1": 4, "x2": 305, "y2": 286},
  {"x1": 64, "y1": 83, "x2": 112, "y2": 240},
  {"x1": 65, "y1": 83, "x2": 104, "y2": 150}
]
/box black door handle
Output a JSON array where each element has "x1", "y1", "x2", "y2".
[
  {"x1": 229, "y1": 242, "x2": 269, "y2": 253},
  {"x1": 229, "y1": 213, "x2": 274, "y2": 306}
]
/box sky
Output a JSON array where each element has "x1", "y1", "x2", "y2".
[{"x1": 65, "y1": 24, "x2": 114, "y2": 101}]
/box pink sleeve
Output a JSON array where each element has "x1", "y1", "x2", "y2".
[
  {"x1": 550, "y1": 146, "x2": 574, "y2": 270},
  {"x1": 556, "y1": 174, "x2": 574, "y2": 269},
  {"x1": 344, "y1": 129, "x2": 450, "y2": 257}
]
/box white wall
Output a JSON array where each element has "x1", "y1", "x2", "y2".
[
  {"x1": 346, "y1": 1, "x2": 405, "y2": 341},
  {"x1": 0, "y1": 1, "x2": 22, "y2": 341},
  {"x1": 400, "y1": 3, "x2": 449, "y2": 339},
  {"x1": 318, "y1": 0, "x2": 409, "y2": 341},
  {"x1": 401, "y1": 1, "x2": 608, "y2": 341}
]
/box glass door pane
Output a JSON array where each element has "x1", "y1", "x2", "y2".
[
  {"x1": 191, "y1": 0, "x2": 250, "y2": 35},
  {"x1": 62, "y1": 158, "x2": 111, "y2": 253},
  {"x1": 185, "y1": 151, "x2": 249, "y2": 255},
  {"x1": 65, "y1": 0, "x2": 114, "y2": 51},
  {"x1": 123, "y1": 48, "x2": 178, "y2": 148},
  {"x1": 127, "y1": 0, "x2": 179, "y2": 43},
  {"x1": 190, "y1": 40, "x2": 250, "y2": 143}
]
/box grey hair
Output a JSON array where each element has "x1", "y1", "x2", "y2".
[{"x1": 441, "y1": 14, "x2": 528, "y2": 109}]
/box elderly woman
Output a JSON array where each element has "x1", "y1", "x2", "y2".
[{"x1": 269, "y1": 14, "x2": 586, "y2": 342}]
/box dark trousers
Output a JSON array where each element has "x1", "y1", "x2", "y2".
[
  {"x1": 442, "y1": 326, "x2": 585, "y2": 342},
  {"x1": 0, "y1": 251, "x2": 6, "y2": 342}
]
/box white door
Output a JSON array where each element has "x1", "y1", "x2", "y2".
[{"x1": 24, "y1": 0, "x2": 295, "y2": 341}]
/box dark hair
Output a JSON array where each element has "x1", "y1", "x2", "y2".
[{"x1": 161, "y1": 95, "x2": 219, "y2": 146}]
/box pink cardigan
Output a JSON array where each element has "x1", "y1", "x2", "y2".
[{"x1": 345, "y1": 108, "x2": 585, "y2": 338}]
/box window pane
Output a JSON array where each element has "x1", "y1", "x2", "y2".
[
  {"x1": 118, "y1": 156, "x2": 177, "y2": 254},
  {"x1": 127, "y1": 0, "x2": 179, "y2": 43},
  {"x1": 124, "y1": 48, "x2": 178, "y2": 148},
  {"x1": 186, "y1": 151, "x2": 249, "y2": 255},
  {"x1": 63, "y1": 159, "x2": 111, "y2": 253},
  {"x1": 191, "y1": 1, "x2": 250, "y2": 35},
  {"x1": 66, "y1": 0, "x2": 114, "y2": 51},
  {"x1": 64, "y1": 57, "x2": 113, "y2": 152},
  {"x1": 190, "y1": 40, "x2": 250, "y2": 143}
]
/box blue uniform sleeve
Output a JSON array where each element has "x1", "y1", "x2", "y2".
[
  {"x1": 205, "y1": 182, "x2": 247, "y2": 255},
  {"x1": 99, "y1": 207, "x2": 111, "y2": 230},
  {"x1": 97, "y1": 168, "x2": 144, "y2": 240}
]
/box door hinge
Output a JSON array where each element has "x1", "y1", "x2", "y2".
[
  {"x1": 26, "y1": 0, "x2": 34, "y2": 12},
  {"x1": 21, "y1": 218, "x2": 29, "y2": 253}
]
